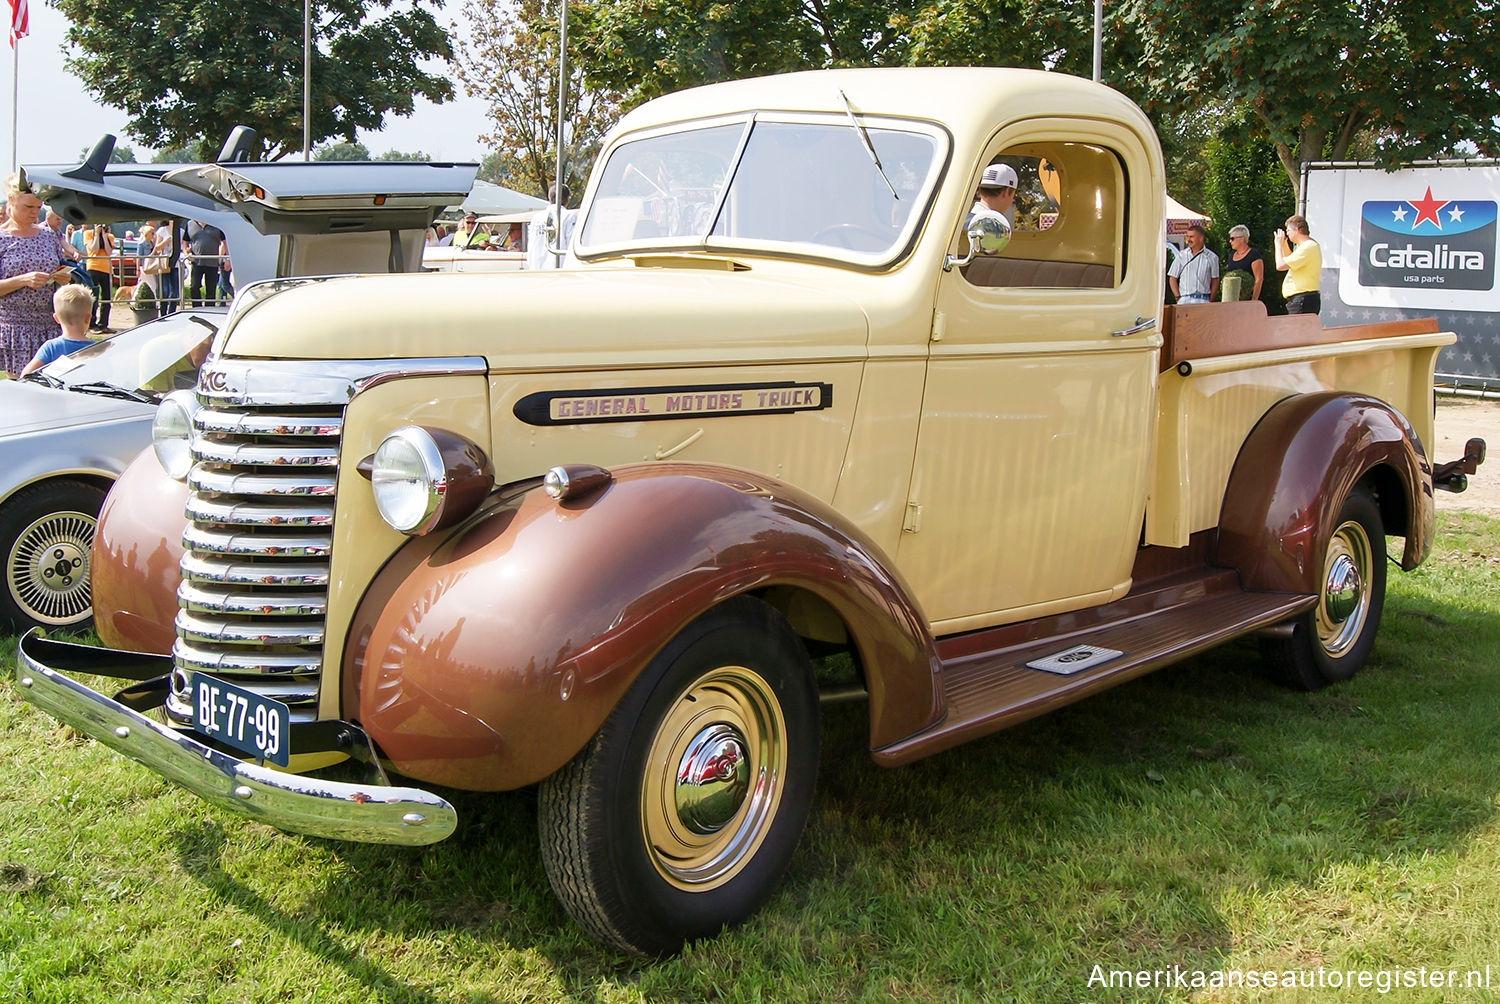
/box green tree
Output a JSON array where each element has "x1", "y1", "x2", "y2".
[
  {"x1": 78, "y1": 143, "x2": 138, "y2": 164},
  {"x1": 374, "y1": 149, "x2": 431, "y2": 162},
  {"x1": 54, "y1": 0, "x2": 454, "y2": 161},
  {"x1": 576, "y1": 0, "x2": 1068, "y2": 105},
  {"x1": 1198, "y1": 110, "x2": 1296, "y2": 311},
  {"x1": 904, "y1": 0, "x2": 1090, "y2": 71},
  {"x1": 1112, "y1": 0, "x2": 1500, "y2": 200},
  {"x1": 476, "y1": 148, "x2": 522, "y2": 187},
  {"x1": 151, "y1": 145, "x2": 198, "y2": 164},
  {"x1": 313, "y1": 140, "x2": 373, "y2": 161},
  {"x1": 454, "y1": 0, "x2": 623, "y2": 202}
]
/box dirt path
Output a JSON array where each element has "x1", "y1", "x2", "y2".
[{"x1": 1434, "y1": 395, "x2": 1500, "y2": 515}]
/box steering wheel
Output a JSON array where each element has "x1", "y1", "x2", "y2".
[{"x1": 808, "y1": 223, "x2": 889, "y2": 250}]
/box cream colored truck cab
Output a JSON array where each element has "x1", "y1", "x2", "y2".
[{"x1": 15, "y1": 68, "x2": 1485, "y2": 956}]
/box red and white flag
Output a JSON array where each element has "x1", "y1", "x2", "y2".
[{"x1": 7, "y1": 0, "x2": 27, "y2": 48}]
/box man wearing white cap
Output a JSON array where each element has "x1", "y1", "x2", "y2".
[{"x1": 968, "y1": 162, "x2": 1018, "y2": 230}]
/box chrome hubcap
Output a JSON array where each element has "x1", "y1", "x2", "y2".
[
  {"x1": 641, "y1": 665, "x2": 787, "y2": 891},
  {"x1": 7, "y1": 510, "x2": 95, "y2": 626},
  {"x1": 675, "y1": 723, "x2": 752, "y2": 834},
  {"x1": 1323, "y1": 553, "x2": 1361, "y2": 624},
  {"x1": 1316, "y1": 518, "x2": 1372, "y2": 658}
]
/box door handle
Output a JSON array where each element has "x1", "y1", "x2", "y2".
[{"x1": 1110, "y1": 316, "x2": 1157, "y2": 337}]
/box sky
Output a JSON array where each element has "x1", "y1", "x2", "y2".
[{"x1": 1, "y1": 1, "x2": 494, "y2": 169}]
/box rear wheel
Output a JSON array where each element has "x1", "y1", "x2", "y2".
[
  {"x1": 538, "y1": 596, "x2": 820, "y2": 955},
  {"x1": 1, "y1": 480, "x2": 106, "y2": 633},
  {"x1": 1261, "y1": 486, "x2": 1385, "y2": 690}
]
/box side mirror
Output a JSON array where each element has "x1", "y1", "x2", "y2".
[{"x1": 944, "y1": 214, "x2": 1012, "y2": 271}]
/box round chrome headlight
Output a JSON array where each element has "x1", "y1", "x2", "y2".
[
  {"x1": 151, "y1": 390, "x2": 199, "y2": 481},
  {"x1": 371, "y1": 427, "x2": 445, "y2": 534},
  {"x1": 369, "y1": 426, "x2": 493, "y2": 536}
]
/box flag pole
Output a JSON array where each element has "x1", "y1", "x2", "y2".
[
  {"x1": 551, "y1": 0, "x2": 568, "y2": 267},
  {"x1": 8, "y1": 0, "x2": 25, "y2": 173},
  {"x1": 1092, "y1": 0, "x2": 1102, "y2": 83},
  {"x1": 10, "y1": 36, "x2": 17, "y2": 171},
  {"x1": 302, "y1": 0, "x2": 311, "y2": 160}
]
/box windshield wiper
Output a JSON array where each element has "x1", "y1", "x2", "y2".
[
  {"x1": 22, "y1": 369, "x2": 65, "y2": 389},
  {"x1": 838, "y1": 89, "x2": 899, "y2": 201},
  {"x1": 68, "y1": 380, "x2": 153, "y2": 403}
]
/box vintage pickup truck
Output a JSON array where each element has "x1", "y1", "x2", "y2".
[{"x1": 13, "y1": 67, "x2": 1486, "y2": 955}]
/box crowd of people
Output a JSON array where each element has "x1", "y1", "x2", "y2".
[
  {"x1": 427, "y1": 187, "x2": 576, "y2": 271},
  {"x1": 0, "y1": 169, "x2": 242, "y2": 376},
  {"x1": 1168, "y1": 214, "x2": 1322, "y2": 315},
  {"x1": 435, "y1": 212, "x2": 524, "y2": 251}
]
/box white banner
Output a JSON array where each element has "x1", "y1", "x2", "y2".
[{"x1": 1308, "y1": 164, "x2": 1500, "y2": 311}]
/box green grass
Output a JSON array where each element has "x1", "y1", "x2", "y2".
[{"x1": 4, "y1": 514, "x2": 1500, "y2": 1002}]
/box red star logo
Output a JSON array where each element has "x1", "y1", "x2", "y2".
[{"x1": 1408, "y1": 187, "x2": 1449, "y2": 229}]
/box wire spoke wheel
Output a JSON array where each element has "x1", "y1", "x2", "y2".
[{"x1": 3, "y1": 481, "x2": 104, "y2": 632}]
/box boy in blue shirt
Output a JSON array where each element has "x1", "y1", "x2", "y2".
[{"x1": 21, "y1": 284, "x2": 96, "y2": 376}]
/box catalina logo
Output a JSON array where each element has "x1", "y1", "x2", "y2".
[{"x1": 1358, "y1": 187, "x2": 1496, "y2": 291}]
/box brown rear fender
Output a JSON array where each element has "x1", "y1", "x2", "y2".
[
  {"x1": 1217, "y1": 392, "x2": 1433, "y2": 594},
  {"x1": 92, "y1": 448, "x2": 188, "y2": 655},
  {"x1": 344, "y1": 462, "x2": 943, "y2": 792}
]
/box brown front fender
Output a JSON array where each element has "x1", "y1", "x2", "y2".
[
  {"x1": 92, "y1": 448, "x2": 188, "y2": 655},
  {"x1": 344, "y1": 463, "x2": 943, "y2": 792},
  {"x1": 1217, "y1": 392, "x2": 1434, "y2": 594}
]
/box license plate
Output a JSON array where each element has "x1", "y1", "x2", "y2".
[{"x1": 190, "y1": 672, "x2": 291, "y2": 767}]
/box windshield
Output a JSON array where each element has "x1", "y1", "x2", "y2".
[
  {"x1": 37, "y1": 311, "x2": 220, "y2": 399},
  {"x1": 578, "y1": 115, "x2": 945, "y2": 264}
]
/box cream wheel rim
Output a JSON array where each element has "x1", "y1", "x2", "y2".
[{"x1": 640, "y1": 665, "x2": 787, "y2": 891}]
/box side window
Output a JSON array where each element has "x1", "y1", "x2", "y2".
[{"x1": 963, "y1": 141, "x2": 1125, "y2": 291}]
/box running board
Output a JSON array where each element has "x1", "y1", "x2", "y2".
[{"x1": 873, "y1": 582, "x2": 1315, "y2": 766}]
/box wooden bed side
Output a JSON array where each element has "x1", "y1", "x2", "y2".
[{"x1": 1159, "y1": 301, "x2": 1441, "y2": 372}]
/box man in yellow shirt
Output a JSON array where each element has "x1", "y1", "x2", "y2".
[{"x1": 1273, "y1": 214, "x2": 1321, "y2": 315}]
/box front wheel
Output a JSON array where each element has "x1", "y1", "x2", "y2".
[
  {"x1": 538, "y1": 596, "x2": 820, "y2": 955},
  {"x1": 2, "y1": 479, "x2": 106, "y2": 633},
  {"x1": 1261, "y1": 485, "x2": 1386, "y2": 690}
]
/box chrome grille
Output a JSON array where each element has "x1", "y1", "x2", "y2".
[
  {"x1": 167, "y1": 400, "x2": 344, "y2": 726},
  {"x1": 163, "y1": 354, "x2": 490, "y2": 736}
]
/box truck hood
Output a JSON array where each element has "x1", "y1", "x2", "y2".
[
  {"x1": 219, "y1": 267, "x2": 870, "y2": 367},
  {"x1": 0, "y1": 378, "x2": 154, "y2": 437}
]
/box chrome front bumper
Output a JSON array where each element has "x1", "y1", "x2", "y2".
[{"x1": 14, "y1": 632, "x2": 456, "y2": 846}]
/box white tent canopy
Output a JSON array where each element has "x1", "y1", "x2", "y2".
[
  {"x1": 460, "y1": 180, "x2": 547, "y2": 215},
  {"x1": 1165, "y1": 194, "x2": 1210, "y2": 237}
]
